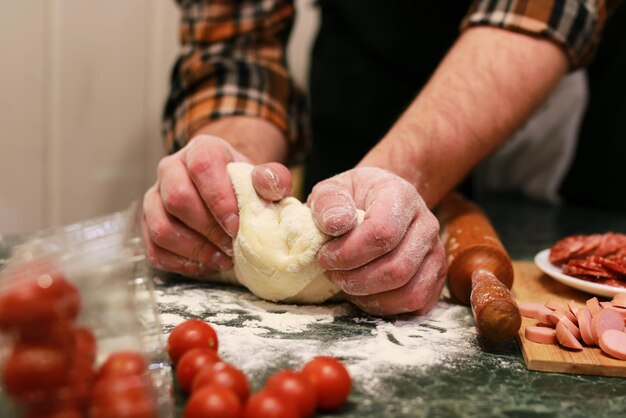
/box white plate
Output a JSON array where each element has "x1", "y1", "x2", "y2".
[{"x1": 534, "y1": 249, "x2": 626, "y2": 298}]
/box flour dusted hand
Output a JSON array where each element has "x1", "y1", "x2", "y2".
[
  {"x1": 141, "y1": 135, "x2": 293, "y2": 280},
  {"x1": 148, "y1": 154, "x2": 446, "y2": 313},
  {"x1": 307, "y1": 167, "x2": 447, "y2": 315},
  {"x1": 225, "y1": 162, "x2": 344, "y2": 303}
]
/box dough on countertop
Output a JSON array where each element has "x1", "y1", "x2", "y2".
[{"x1": 217, "y1": 162, "x2": 341, "y2": 304}]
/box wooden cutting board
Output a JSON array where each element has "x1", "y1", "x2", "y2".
[{"x1": 512, "y1": 260, "x2": 626, "y2": 377}]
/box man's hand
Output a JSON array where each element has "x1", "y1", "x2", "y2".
[
  {"x1": 142, "y1": 135, "x2": 292, "y2": 278},
  {"x1": 307, "y1": 167, "x2": 446, "y2": 316}
]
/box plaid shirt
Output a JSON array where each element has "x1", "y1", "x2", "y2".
[{"x1": 163, "y1": 0, "x2": 622, "y2": 160}]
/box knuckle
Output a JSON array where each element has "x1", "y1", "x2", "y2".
[
  {"x1": 367, "y1": 223, "x2": 398, "y2": 252},
  {"x1": 408, "y1": 271, "x2": 441, "y2": 312},
  {"x1": 397, "y1": 182, "x2": 421, "y2": 208},
  {"x1": 145, "y1": 247, "x2": 161, "y2": 269},
  {"x1": 331, "y1": 274, "x2": 363, "y2": 295},
  {"x1": 162, "y1": 185, "x2": 191, "y2": 214},
  {"x1": 148, "y1": 220, "x2": 173, "y2": 247},
  {"x1": 187, "y1": 152, "x2": 214, "y2": 177},
  {"x1": 208, "y1": 192, "x2": 237, "y2": 223},
  {"x1": 142, "y1": 188, "x2": 153, "y2": 212},
  {"x1": 156, "y1": 155, "x2": 174, "y2": 178},
  {"x1": 399, "y1": 290, "x2": 428, "y2": 314},
  {"x1": 422, "y1": 210, "x2": 440, "y2": 232},
  {"x1": 401, "y1": 180, "x2": 418, "y2": 196},
  {"x1": 381, "y1": 263, "x2": 413, "y2": 288},
  {"x1": 190, "y1": 241, "x2": 209, "y2": 262},
  {"x1": 428, "y1": 218, "x2": 441, "y2": 236},
  {"x1": 204, "y1": 221, "x2": 223, "y2": 241},
  {"x1": 349, "y1": 296, "x2": 381, "y2": 314}
]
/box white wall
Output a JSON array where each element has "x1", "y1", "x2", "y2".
[{"x1": 0, "y1": 0, "x2": 318, "y2": 235}]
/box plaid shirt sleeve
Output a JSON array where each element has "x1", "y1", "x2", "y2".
[
  {"x1": 461, "y1": 0, "x2": 623, "y2": 68},
  {"x1": 163, "y1": 0, "x2": 308, "y2": 162}
]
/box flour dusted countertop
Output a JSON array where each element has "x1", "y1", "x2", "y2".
[
  {"x1": 153, "y1": 195, "x2": 626, "y2": 418},
  {"x1": 156, "y1": 277, "x2": 483, "y2": 395},
  {"x1": 3, "y1": 196, "x2": 626, "y2": 417},
  {"x1": 154, "y1": 274, "x2": 533, "y2": 417}
]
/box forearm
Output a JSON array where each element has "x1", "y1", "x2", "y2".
[
  {"x1": 358, "y1": 26, "x2": 568, "y2": 208},
  {"x1": 193, "y1": 116, "x2": 288, "y2": 164}
]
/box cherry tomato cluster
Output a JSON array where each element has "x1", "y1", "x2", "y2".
[
  {"x1": 0, "y1": 262, "x2": 158, "y2": 418},
  {"x1": 168, "y1": 319, "x2": 352, "y2": 418},
  {"x1": 89, "y1": 351, "x2": 157, "y2": 418}
]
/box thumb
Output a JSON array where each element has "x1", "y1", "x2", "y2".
[
  {"x1": 308, "y1": 179, "x2": 358, "y2": 237},
  {"x1": 251, "y1": 163, "x2": 293, "y2": 202}
]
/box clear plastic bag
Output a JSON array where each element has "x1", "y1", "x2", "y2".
[{"x1": 0, "y1": 204, "x2": 173, "y2": 417}]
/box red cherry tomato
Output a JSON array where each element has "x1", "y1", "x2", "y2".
[
  {"x1": 74, "y1": 327, "x2": 97, "y2": 364},
  {"x1": 265, "y1": 369, "x2": 316, "y2": 417},
  {"x1": 18, "y1": 319, "x2": 76, "y2": 350},
  {"x1": 91, "y1": 374, "x2": 154, "y2": 406},
  {"x1": 16, "y1": 355, "x2": 95, "y2": 415},
  {"x1": 167, "y1": 319, "x2": 219, "y2": 363},
  {"x1": 191, "y1": 361, "x2": 250, "y2": 402},
  {"x1": 0, "y1": 266, "x2": 80, "y2": 333},
  {"x1": 97, "y1": 351, "x2": 147, "y2": 379},
  {"x1": 176, "y1": 347, "x2": 221, "y2": 392},
  {"x1": 89, "y1": 392, "x2": 157, "y2": 418},
  {"x1": 65, "y1": 356, "x2": 96, "y2": 408},
  {"x1": 244, "y1": 389, "x2": 300, "y2": 418},
  {"x1": 2, "y1": 344, "x2": 71, "y2": 402},
  {"x1": 184, "y1": 385, "x2": 243, "y2": 418},
  {"x1": 90, "y1": 374, "x2": 157, "y2": 418},
  {"x1": 301, "y1": 356, "x2": 351, "y2": 411},
  {"x1": 23, "y1": 406, "x2": 84, "y2": 418}
]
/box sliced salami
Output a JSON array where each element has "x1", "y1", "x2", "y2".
[
  {"x1": 562, "y1": 262, "x2": 619, "y2": 280},
  {"x1": 588, "y1": 255, "x2": 626, "y2": 276},
  {"x1": 550, "y1": 235, "x2": 586, "y2": 265},
  {"x1": 550, "y1": 232, "x2": 626, "y2": 285},
  {"x1": 596, "y1": 233, "x2": 626, "y2": 257}
]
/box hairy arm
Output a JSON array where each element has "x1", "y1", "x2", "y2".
[{"x1": 358, "y1": 26, "x2": 569, "y2": 208}]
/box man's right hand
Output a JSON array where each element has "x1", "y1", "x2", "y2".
[{"x1": 141, "y1": 135, "x2": 292, "y2": 278}]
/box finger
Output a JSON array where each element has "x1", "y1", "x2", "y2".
[
  {"x1": 252, "y1": 163, "x2": 292, "y2": 201},
  {"x1": 184, "y1": 136, "x2": 241, "y2": 238},
  {"x1": 346, "y1": 243, "x2": 447, "y2": 316},
  {"x1": 413, "y1": 276, "x2": 446, "y2": 315},
  {"x1": 308, "y1": 177, "x2": 358, "y2": 237},
  {"x1": 143, "y1": 185, "x2": 233, "y2": 271},
  {"x1": 158, "y1": 155, "x2": 233, "y2": 256},
  {"x1": 317, "y1": 174, "x2": 421, "y2": 270},
  {"x1": 326, "y1": 217, "x2": 439, "y2": 295},
  {"x1": 141, "y1": 211, "x2": 219, "y2": 278}
]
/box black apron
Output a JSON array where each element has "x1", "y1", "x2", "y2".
[
  {"x1": 305, "y1": 0, "x2": 626, "y2": 212},
  {"x1": 305, "y1": 0, "x2": 471, "y2": 195},
  {"x1": 560, "y1": 3, "x2": 626, "y2": 211}
]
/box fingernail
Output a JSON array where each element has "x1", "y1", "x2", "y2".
[
  {"x1": 223, "y1": 213, "x2": 239, "y2": 238},
  {"x1": 322, "y1": 207, "x2": 352, "y2": 224},
  {"x1": 263, "y1": 167, "x2": 279, "y2": 188},
  {"x1": 317, "y1": 249, "x2": 338, "y2": 270},
  {"x1": 322, "y1": 207, "x2": 356, "y2": 236},
  {"x1": 221, "y1": 236, "x2": 234, "y2": 256},
  {"x1": 213, "y1": 251, "x2": 233, "y2": 271}
]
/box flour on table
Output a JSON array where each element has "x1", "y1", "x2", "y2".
[{"x1": 156, "y1": 282, "x2": 483, "y2": 396}]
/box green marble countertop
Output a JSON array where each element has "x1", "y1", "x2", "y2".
[
  {"x1": 2, "y1": 196, "x2": 626, "y2": 417},
  {"x1": 154, "y1": 196, "x2": 626, "y2": 418}
]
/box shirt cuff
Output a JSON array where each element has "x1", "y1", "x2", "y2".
[
  {"x1": 162, "y1": 55, "x2": 309, "y2": 163},
  {"x1": 461, "y1": 0, "x2": 606, "y2": 69}
]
